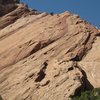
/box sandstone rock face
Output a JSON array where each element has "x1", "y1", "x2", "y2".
[
  {"x1": 0, "y1": 3, "x2": 37, "y2": 29},
  {"x1": 0, "y1": 0, "x2": 20, "y2": 4},
  {"x1": 79, "y1": 36, "x2": 100, "y2": 88},
  {"x1": 0, "y1": 0, "x2": 20, "y2": 17},
  {"x1": 0, "y1": 2, "x2": 100, "y2": 100}
]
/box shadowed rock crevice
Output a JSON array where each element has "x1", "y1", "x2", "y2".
[
  {"x1": 81, "y1": 69, "x2": 94, "y2": 90},
  {"x1": 35, "y1": 62, "x2": 48, "y2": 82},
  {"x1": 75, "y1": 64, "x2": 94, "y2": 90},
  {"x1": 71, "y1": 55, "x2": 81, "y2": 61},
  {"x1": 96, "y1": 32, "x2": 100, "y2": 36},
  {"x1": 0, "y1": 95, "x2": 3, "y2": 100},
  {"x1": 70, "y1": 63, "x2": 94, "y2": 99},
  {"x1": 35, "y1": 70, "x2": 46, "y2": 82}
]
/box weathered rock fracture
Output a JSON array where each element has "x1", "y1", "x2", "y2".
[{"x1": 0, "y1": 1, "x2": 100, "y2": 100}]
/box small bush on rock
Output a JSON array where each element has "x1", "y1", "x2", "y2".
[{"x1": 73, "y1": 88, "x2": 100, "y2": 100}]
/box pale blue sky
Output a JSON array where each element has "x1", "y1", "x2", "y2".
[{"x1": 21, "y1": 0, "x2": 100, "y2": 28}]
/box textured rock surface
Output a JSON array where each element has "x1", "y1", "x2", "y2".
[
  {"x1": 0, "y1": 0, "x2": 38, "y2": 29},
  {"x1": 0, "y1": 1, "x2": 100, "y2": 100},
  {"x1": 79, "y1": 36, "x2": 100, "y2": 88},
  {"x1": 0, "y1": 0, "x2": 20, "y2": 4},
  {"x1": 0, "y1": 0, "x2": 20, "y2": 17}
]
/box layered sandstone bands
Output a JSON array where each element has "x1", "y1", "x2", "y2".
[{"x1": 0, "y1": 1, "x2": 100, "y2": 100}]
